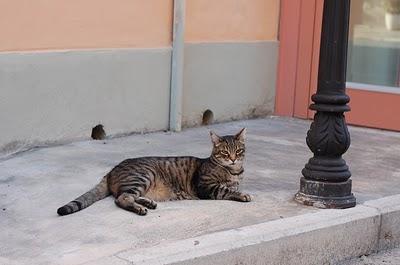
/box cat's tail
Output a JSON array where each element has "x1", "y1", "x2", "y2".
[{"x1": 57, "y1": 175, "x2": 110, "y2": 216}]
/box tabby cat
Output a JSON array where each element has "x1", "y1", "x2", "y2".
[{"x1": 57, "y1": 128, "x2": 251, "y2": 216}]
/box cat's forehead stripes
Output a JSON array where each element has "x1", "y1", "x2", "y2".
[
  {"x1": 222, "y1": 136, "x2": 244, "y2": 146},
  {"x1": 222, "y1": 136, "x2": 234, "y2": 144}
]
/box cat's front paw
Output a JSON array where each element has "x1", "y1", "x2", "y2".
[{"x1": 232, "y1": 193, "x2": 252, "y2": 202}]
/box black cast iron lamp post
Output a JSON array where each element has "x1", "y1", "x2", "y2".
[{"x1": 295, "y1": 0, "x2": 356, "y2": 209}]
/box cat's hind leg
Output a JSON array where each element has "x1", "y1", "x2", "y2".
[
  {"x1": 115, "y1": 192, "x2": 148, "y2": 215},
  {"x1": 135, "y1": 197, "x2": 157, "y2": 209}
]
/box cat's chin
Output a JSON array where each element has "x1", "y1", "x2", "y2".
[{"x1": 211, "y1": 157, "x2": 243, "y2": 170}]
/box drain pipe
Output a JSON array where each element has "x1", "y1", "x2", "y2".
[{"x1": 169, "y1": 0, "x2": 186, "y2": 132}]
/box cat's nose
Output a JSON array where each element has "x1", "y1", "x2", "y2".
[{"x1": 230, "y1": 157, "x2": 236, "y2": 164}]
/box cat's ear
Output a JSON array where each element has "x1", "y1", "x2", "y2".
[
  {"x1": 210, "y1": 131, "x2": 222, "y2": 146},
  {"x1": 235, "y1": 128, "x2": 246, "y2": 143}
]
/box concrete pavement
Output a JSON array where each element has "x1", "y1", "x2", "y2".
[
  {"x1": 344, "y1": 247, "x2": 400, "y2": 265},
  {"x1": 1, "y1": 117, "x2": 400, "y2": 265}
]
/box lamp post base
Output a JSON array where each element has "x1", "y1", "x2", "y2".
[{"x1": 294, "y1": 177, "x2": 356, "y2": 209}]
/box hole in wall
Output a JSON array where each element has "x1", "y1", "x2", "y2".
[
  {"x1": 91, "y1": 124, "x2": 106, "y2": 140},
  {"x1": 202, "y1": 109, "x2": 214, "y2": 126}
]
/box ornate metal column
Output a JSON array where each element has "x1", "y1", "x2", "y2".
[{"x1": 295, "y1": 0, "x2": 356, "y2": 209}]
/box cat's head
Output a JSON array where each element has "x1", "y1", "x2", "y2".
[{"x1": 209, "y1": 128, "x2": 246, "y2": 168}]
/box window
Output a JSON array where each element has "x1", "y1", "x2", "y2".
[{"x1": 347, "y1": 0, "x2": 400, "y2": 89}]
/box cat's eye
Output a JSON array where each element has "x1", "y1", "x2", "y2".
[
  {"x1": 236, "y1": 149, "x2": 244, "y2": 155},
  {"x1": 220, "y1": 150, "x2": 229, "y2": 156}
]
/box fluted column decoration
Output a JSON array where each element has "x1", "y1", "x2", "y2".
[{"x1": 294, "y1": 0, "x2": 356, "y2": 209}]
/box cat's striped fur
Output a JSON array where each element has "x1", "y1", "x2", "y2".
[{"x1": 57, "y1": 128, "x2": 250, "y2": 216}]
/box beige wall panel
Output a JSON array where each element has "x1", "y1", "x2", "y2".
[
  {"x1": 0, "y1": 0, "x2": 173, "y2": 51},
  {"x1": 182, "y1": 41, "x2": 278, "y2": 127},
  {"x1": 185, "y1": 0, "x2": 280, "y2": 42},
  {"x1": 0, "y1": 48, "x2": 171, "y2": 154}
]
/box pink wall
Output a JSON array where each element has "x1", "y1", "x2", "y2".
[
  {"x1": 346, "y1": 88, "x2": 400, "y2": 131},
  {"x1": 185, "y1": 0, "x2": 280, "y2": 42},
  {"x1": 275, "y1": 0, "x2": 323, "y2": 118},
  {"x1": 0, "y1": 0, "x2": 173, "y2": 52},
  {"x1": 0, "y1": 0, "x2": 280, "y2": 51}
]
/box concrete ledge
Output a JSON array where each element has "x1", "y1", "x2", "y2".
[
  {"x1": 86, "y1": 195, "x2": 400, "y2": 265},
  {"x1": 364, "y1": 195, "x2": 400, "y2": 250},
  {"x1": 2, "y1": 118, "x2": 400, "y2": 265}
]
